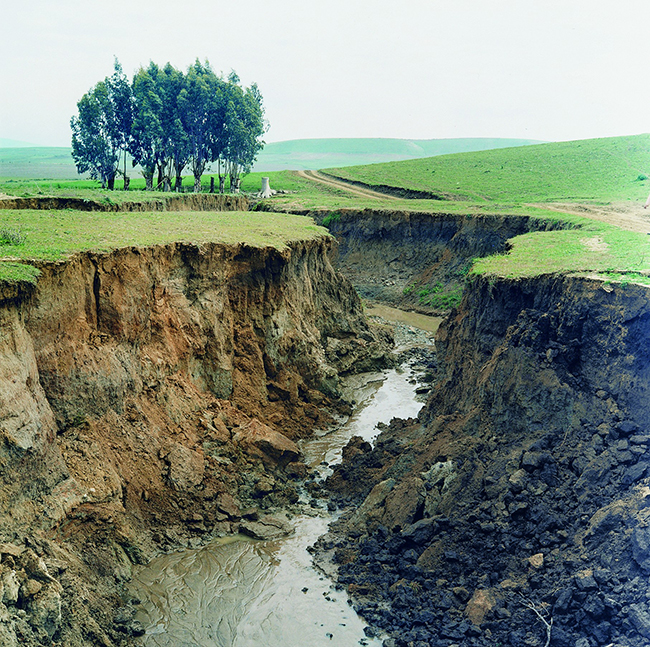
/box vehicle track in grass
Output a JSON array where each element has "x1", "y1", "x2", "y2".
[{"x1": 296, "y1": 170, "x2": 401, "y2": 201}]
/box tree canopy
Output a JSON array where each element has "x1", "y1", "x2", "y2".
[{"x1": 71, "y1": 60, "x2": 267, "y2": 192}]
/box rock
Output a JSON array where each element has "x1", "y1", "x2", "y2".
[
  {"x1": 631, "y1": 526, "x2": 650, "y2": 572},
  {"x1": 465, "y1": 589, "x2": 496, "y2": 626},
  {"x1": 166, "y1": 443, "x2": 205, "y2": 490},
  {"x1": 215, "y1": 492, "x2": 240, "y2": 519},
  {"x1": 285, "y1": 461, "x2": 309, "y2": 478},
  {"x1": 622, "y1": 463, "x2": 648, "y2": 486},
  {"x1": 618, "y1": 420, "x2": 638, "y2": 436},
  {"x1": 528, "y1": 553, "x2": 544, "y2": 569},
  {"x1": 239, "y1": 514, "x2": 294, "y2": 540},
  {"x1": 1, "y1": 569, "x2": 19, "y2": 605},
  {"x1": 508, "y1": 469, "x2": 527, "y2": 493},
  {"x1": 575, "y1": 569, "x2": 598, "y2": 591},
  {"x1": 401, "y1": 517, "x2": 439, "y2": 545},
  {"x1": 553, "y1": 587, "x2": 573, "y2": 613},
  {"x1": 629, "y1": 603, "x2": 650, "y2": 639},
  {"x1": 348, "y1": 479, "x2": 395, "y2": 531},
  {"x1": 521, "y1": 451, "x2": 551, "y2": 471},
  {"x1": 232, "y1": 419, "x2": 300, "y2": 467},
  {"x1": 382, "y1": 477, "x2": 426, "y2": 532},
  {"x1": 21, "y1": 578, "x2": 42, "y2": 598},
  {"x1": 575, "y1": 638, "x2": 591, "y2": 647},
  {"x1": 28, "y1": 582, "x2": 62, "y2": 638},
  {"x1": 453, "y1": 586, "x2": 471, "y2": 603}
]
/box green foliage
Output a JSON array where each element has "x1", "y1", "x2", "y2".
[
  {"x1": 402, "y1": 284, "x2": 415, "y2": 296},
  {"x1": 72, "y1": 60, "x2": 267, "y2": 193},
  {"x1": 0, "y1": 226, "x2": 26, "y2": 245},
  {"x1": 415, "y1": 283, "x2": 464, "y2": 309},
  {"x1": 321, "y1": 211, "x2": 341, "y2": 227}
]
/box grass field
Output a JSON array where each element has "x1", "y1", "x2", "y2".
[
  {"x1": 0, "y1": 210, "x2": 327, "y2": 283},
  {"x1": 324, "y1": 134, "x2": 650, "y2": 205},
  {"x1": 473, "y1": 219, "x2": 650, "y2": 282}
]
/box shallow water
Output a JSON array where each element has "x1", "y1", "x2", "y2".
[{"x1": 131, "y1": 358, "x2": 428, "y2": 647}]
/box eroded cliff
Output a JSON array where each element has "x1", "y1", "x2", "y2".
[
  {"x1": 322, "y1": 273, "x2": 650, "y2": 647},
  {"x1": 0, "y1": 235, "x2": 391, "y2": 646}
]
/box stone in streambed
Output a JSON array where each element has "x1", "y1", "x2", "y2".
[
  {"x1": 239, "y1": 514, "x2": 294, "y2": 540},
  {"x1": 232, "y1": 419, "x2": 300, "y2": 467}
]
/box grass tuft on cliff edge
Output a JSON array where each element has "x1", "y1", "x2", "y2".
[{"x1": 0, "y1": 210, "x2": 328, "y2": 284}]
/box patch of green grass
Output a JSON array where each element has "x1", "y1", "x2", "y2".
[
  {"x1": 472, "y1": 219, "x2": 650, "y2": 280},
  {"x1": 416, "y1": 283, "x2": 464, "y2": 309},
  {"x1": 0, "y1": 209, "x2": 329, "y2": 283}
]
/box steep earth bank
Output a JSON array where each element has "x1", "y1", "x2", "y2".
[
  {"x1": 309, "y1": 209, "x2": 569, "y2": 313},
  {"x1": 0, "y1": 236, "x2": 392, "y2": 646},
  {"x1": 318, "y1": 273, "x2": 650, "y2": 647},
  {"x1": 0, "y1": 194, "x2": 248, "y2": 212}
]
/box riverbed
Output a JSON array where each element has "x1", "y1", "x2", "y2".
[{"x1": 130, "y1": 323, "x2": 437, "y2": 647}]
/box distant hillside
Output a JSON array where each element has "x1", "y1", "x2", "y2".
[
  {"x1": 324, "y1": 134, "x2": 650, "y2": 203},
  {"x1": 1, "y1": 138, "x2": 544, "y2": 179},
  {"x1": 0, "y1": 138, "x2": 36, "y2": 148},
  {"x1": 252, "y1": 137, "x2": 544, "y2": 171},
  {"x1": 0, "y1": 147, "x2": 83, "y2": 179}
]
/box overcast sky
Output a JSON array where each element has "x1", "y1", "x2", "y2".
[{"x1": 1, "y1": 0, "x2": 648, "y2": 147}]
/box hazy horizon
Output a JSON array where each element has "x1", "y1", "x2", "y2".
[{"x1": 2, "y1": 1, "x2": 649, "y2": 148}]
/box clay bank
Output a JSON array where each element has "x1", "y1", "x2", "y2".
[{"x1": 0, "y1": 206, "x2": 649, "y2": 647}]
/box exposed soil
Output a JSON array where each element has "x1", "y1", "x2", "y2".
[
  {"x1": 536, "y1": 201, "x2": 650, "y2": 234},
  {"x1": 0, "y1": 236, "x2": 393, "y2": 646},
  {"x1": 0, "y1": 193, "x2": 248, "y2": 212}
]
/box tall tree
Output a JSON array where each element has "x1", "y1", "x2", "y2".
[
  {"x1": 130, "y1": 64, "x2": 165, "y2": 190},
  {"x1": 71, "y1": 60, "x2": 133, "y2": 190},
  {"x1": 222, "y1": 77, "x2": 266, "y2": 193},
  {"x1": 107, "y1": 59, "x2": 134, "y2": 189},
  {"x1": 71, "y1": 82, "x2": 119, "y2": 189},
  {"x1": 179, "y1": 60, "x2": 225, "y2": 192}
]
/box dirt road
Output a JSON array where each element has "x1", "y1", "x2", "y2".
[{"x1": 296, "y1": 170, "x2": 400, "y2": 201}]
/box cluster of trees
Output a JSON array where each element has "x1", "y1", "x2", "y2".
[{"x1": 71, "y1": 60, "x2": 267, "y2": 192}]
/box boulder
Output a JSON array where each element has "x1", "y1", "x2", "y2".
[
  {"x1": 382, "y1": 477, "x2": 426, "y2": 532},
  {"x1": 239, "y1": 514, "x2": 293, "y2": 540},
  {"x1": 232, "y1": 419, "x2": 300, "y2": 467},
  {"x1": 166, "y1": 443, "x2": 205, "y2": 491}
]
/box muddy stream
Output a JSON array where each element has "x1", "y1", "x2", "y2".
[{"x1": 130, "y1": 313, "x2": 440, "y2": 647}]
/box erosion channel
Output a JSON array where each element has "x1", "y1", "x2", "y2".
[
  {"x1": 129, "y1": 328, "x2": 435, "y2": 646},
  {"x1": 1, "y1": 206, "x2": 650, "y2": 647}
]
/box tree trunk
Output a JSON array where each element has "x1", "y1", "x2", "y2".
[
  {"x1": 157, "y1": 166, "x2": 163, "y2": 190},
  {"x1": 175, "y1": 175, "x2": 183, "y2": 192},
  {"x1": 107, "y1": 176, "x2": 115, "y2": 191},
  {"x1": 210, "y1": 177, "x2": 215, "y2": 193},
  {"x1": 163, "y1": 175, "x2": 171, "y2": 192},
  {"x1": 145, "y1": 173, "x2": 153, "y2": 191},
  {"x1": 219, "y1": 175, "x2": 225, "y2": 194},
  {"x1": 124, "y1": 176, "x2": 130, "y2": 191},
  {"x1": 194, "y1": 174, "x2": 202, "y2": 193}
]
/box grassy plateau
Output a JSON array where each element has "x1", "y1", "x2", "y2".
[
  {"x1": 2, "y1": 133, "x2": 650, "y2": 288},
  {"x1": 0, "y1": 210, "x2": 327, "y2": 284}
]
